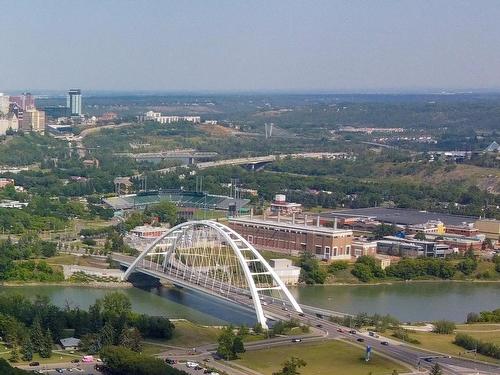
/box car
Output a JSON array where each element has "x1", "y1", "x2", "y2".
[
  {"x1": 316, "y1": 324, "x2": 323, "y2": 328},
  {"x1": 357, "y1": 338, "x2": 365, "y2": 342},
  {"x1": 349, "y1": 330, "x2": 357, "y2": 334},
  {"x1": 298, "y1": 313, "x2": 305, "y2": 317},
  {"x1": 203, "y1": 358, "x2": 210, "y2": 362},
  {"x1": 336, "y1": 328, "x2": 343, "y2": 332},
  {"x1": 55, "y1": 369, "x2": 64, "y2": 374},
  {"x1": 381, "y1": 341, "x2": 389, "y2": 346},
  {"x1": 165, "y1": 358, "x2": 177, "y2": 364},
  {"x1": 73, "y1": 369, "x2": 84, "y2": 373},
  {"x1": 291, "y1": 338, "x2": 302, "y2": 343},
  {"x1": 194, "y1": 365, "x2": 203, "y2": 370},
  {"x1": 368, "y1": 331, "x2": 375, "y2": 336},
  {"x1": 316, "y1": 313, "x2": 324, "y2": 319},
  {"x1": 71, "y1": 359, "x2": 80, "y2": 363},
  {"x1": 29, "y1": 361, "x2": 40, "y2": 366},
  {"x1": 186, "y1": 361, "x2": 199, "y2": 368},
  {"x1": 424, "y1": 357, "x2": 433, "y2": 363}
]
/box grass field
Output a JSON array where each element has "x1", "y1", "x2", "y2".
[
  {"x1": 390, "y1": 324, "x2": 500, "y2": 364},
  {"x1": 165, "y1": 320, "x2": 222, "y2": 348},
  {"x1": 236, "y1": 339, "x2": 407, "y2": 375}
]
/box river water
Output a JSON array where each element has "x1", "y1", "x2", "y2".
[{"x1": 0, "y1": 282, "x2": 498, "y2": 325}]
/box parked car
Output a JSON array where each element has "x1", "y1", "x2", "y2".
[
  {"x1": 381, "y1": 341, "x2": 389, "y2": 346},
  {"x1": 29, "y1": 362, "x2": 40, "y2": 366},
  {"x1": 291, "y1": 338, "x2": 302, "y2": 343},
  {"x1": 357, "y1": 338, "x2": 365, "y2": 342},
  {"x1": 349, "y1": 330, "x2": 357, "y2": 334}
]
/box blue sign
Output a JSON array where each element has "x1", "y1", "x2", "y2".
[{"x1": 365, "y1": 346, "x2": 372, "y2": 362}]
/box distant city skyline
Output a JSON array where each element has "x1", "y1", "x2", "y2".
[{"x1": 1, "y1": 0, "x2": 500, "y2": 92}]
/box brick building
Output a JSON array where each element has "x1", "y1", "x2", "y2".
[{"x1": 228, "y1": 217, "x2": 353, "y2": 260}]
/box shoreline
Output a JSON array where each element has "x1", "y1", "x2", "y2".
[
  {"x1": 0, "y1": 281, "x2": 133, "y2": 288},
  {"x1": 316, "y1": 279, "x2": 500, "y2": 287}
]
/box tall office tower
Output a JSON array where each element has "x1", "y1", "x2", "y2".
[
  {"x1": 67, "y1": 89, "x2": 82, "y2": 116},
  {"x1": 22, "y1": 109, "x2": 46, "y2": 133},
  {"x1": 0, "y1": 93, "x2": 10, "y2": 114}
]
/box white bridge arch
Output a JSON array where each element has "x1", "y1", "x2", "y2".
[{"x1": 122, "y1": 220, "x2": 302, "y2": 329}]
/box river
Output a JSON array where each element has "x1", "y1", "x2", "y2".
[{"x1": 0, "y1": 282, "x2": 498, "y2": 325}]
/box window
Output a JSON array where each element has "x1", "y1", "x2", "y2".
[
  {"x1": 248, "y1": 235, "x2": 253, "y2": 243},
  {"x1": 333, "y1": 247, "x2": 338, "y2": 257},
  {"x1": 315, "y1": 245, "x2": 322, "y2": 255},
  {"x1": 324, "y1": 246, "x2": 331, "y2": 257},
  {"x1": 346, "y1": 245, "x2": 351, "y2": 255}
]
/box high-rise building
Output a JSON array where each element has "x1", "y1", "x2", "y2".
[
  {"x1": 21, "y1": 109, "x2": 45, "y2": 133},
  {"x1": 10, "y1": 93, "x2": 35, "y2": 111},
  {"x1": 0, "y1": 93, "x2": 10, "y2": 115},
  {"x1": 67, "y1": 89, "x2": 82, "y2": 116}
]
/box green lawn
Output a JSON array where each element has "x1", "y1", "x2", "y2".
[
  {"x1": 0, "y1": 351, "x2": 78, "y2": 365},
  {"x1": 389, "y1": 325, "x2": 500, "y2": 364},
  {"x1": 161, "y1": 320, "x2": 222, "y2": 348},
  {"x1": 236, "y1": 339, "x2": 407, "y2": 375}
]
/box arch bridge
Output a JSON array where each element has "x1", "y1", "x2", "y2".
[{"x1": 119, "y1": 220, "x2": 303, "y2": 329}]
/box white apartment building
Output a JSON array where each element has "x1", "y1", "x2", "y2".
[{"x1": 144, "y1": 111, "x2": 201, "y2": 124}]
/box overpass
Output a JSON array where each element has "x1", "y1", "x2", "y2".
[
  {"x1": 154, "y1": 152, "x2": 351, "y2": 173},
  {"x1": 114, "y1": 150, "x2": 219, "y2": 165}
]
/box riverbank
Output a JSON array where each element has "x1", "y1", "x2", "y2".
[
  {"x1": 0, "y1": 281, "x2": 133, "y2": 288},
  {"x1": 319, "y1": 278, "x2": 500, "y2": 286}
]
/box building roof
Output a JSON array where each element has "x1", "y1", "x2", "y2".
[
  {"x1": 321, "y1": 207, "x2": 476, "y2": 226},
  {"x1": 229, "y1": 217, "x2": 352, "y2": 236},
  {"x1": 60, "y1": 337, "x2": 81, "y2": 348},
  {"x1": 484, "y1": 141, "x2": 500, "y2": 152}
]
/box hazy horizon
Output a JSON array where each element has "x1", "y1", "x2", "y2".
[{"x1": 1, "y1": 0, "x2": 500, "y2": 92}]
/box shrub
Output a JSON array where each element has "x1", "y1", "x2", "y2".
[{"x1": 433, "y1": 320, "x2": 456, "y2": 334}]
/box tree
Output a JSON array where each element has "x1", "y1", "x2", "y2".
[
  {"x1": 119, "y1": 327, "x2": 143, "y2": 352},
  {"x1": 373, "y1": 224, "x2": 397, "y2": 239},
  {"x1": 414, "y1": 232, "x2": 426, "y2": 241},
  {"x1": 39, "y1": 329, "x2": 53, "y2": 358},
  {"x1": 30, "y1": 317, "x2": 44, "y2": 353},
  {"x1": 9, "y1": 345, "x2": 20, "y2": 363},
  {"x1": 232, "y1": 335, "x2": 245, "y2": 355},
  {"x1": 149, "y1": 200, "x2": 177, "y2": 224},
  {"x1": 433, "y1": 320, "x2": 456, "y2": 334},
  {"x1": 216, "y1": 327, "x2": 236, "y2": 360},
  {"x1": 351, "y1": 263, "x2": 373, "y2": 282},
  {"x1": 298, "y1": 252, "x2": 327, "y2": 284},
  {"x1": 272, "y1": 357, "x2": 307, "y2": 375},
  {"x1": 102, "y1": 292, "x2": 132, "y2": 322},
  {"x1": 100, "y1": 322, "x2": 116, "y2": 347},
  {"x1": 20, "y1": 337, "x2": 33, "y2": 362},
  {"x1": 430, "y1": 363, "x2": 443, "y2": 375}
]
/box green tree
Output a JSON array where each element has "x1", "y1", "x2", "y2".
[
  {"x1": 149, "y1": 200, "x2": 177, "y2": 224},
  {"x1": 373, "y1": 224, "x2": 397, "y2": 239},
  {"x1": 232, "y1": 335, "x2": 245, "y2": 355},
  {"x1": 8, "y1": 345, "x2": 20, "y2": 363},
  {"x1": 272, "y1": 357, "x2": 307, "y2": 375},
  {"x1": 39, "y1": 329, "x2": 53, "y2": 358},
  {"x1": 433, "y1": 320, "x2": 456, "y2": 334},
  {"x1": 216, "y1": 327, "x2": 236, "y2": 360},
  {"x1": 414, "y1": 232, "x2": 426, "y2": 241},
  {"x1": 100, "y1": 322, "x2": 116, "y2": 347},
  {"x1": 351, "y1": 263, "x2": 373, "y2": 282},
  {"x1": 30, "y1": 317, "x2": 44, "y2": 353},
  {"x1": 298, "y1": 252, "x2": 327, "y2": 284},
  {"x1": 20, "y1": 338, "x2": 33, "y2": 362},
  {"x1": 119, "y1": 327, "x2": 143, "y2": 353},
  {"x1": 430, "y1": 363, "x2": 443, "y2": 375}
]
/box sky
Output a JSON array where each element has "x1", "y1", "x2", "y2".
[{"x1": 1, "y1": 0, "x2": 500, "y2": 92}]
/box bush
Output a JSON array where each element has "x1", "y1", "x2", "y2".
[
  {"x1": 392, "y1": 328, "x2": 421, "y2": 344},
  {"x1": 328, "y1": 261, "x2": 348, "y2": 273},
  {"x1": 454, "y1": 334, "x2": 500, "y2": 360},
  {"x1": 433, "y1": 320, "x2": 456, "y2": 334}
]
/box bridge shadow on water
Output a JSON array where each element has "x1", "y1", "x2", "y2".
[{"x1": 128, "y1": 272, "x2": 258, "y2": 326}]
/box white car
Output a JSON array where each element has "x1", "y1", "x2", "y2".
[{"x1": 186, "y1": 361, "x2": 199, "y2": 368}]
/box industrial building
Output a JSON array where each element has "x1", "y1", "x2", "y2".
[
  {"x1": 377, "y1": 236, "x2": 452, "y2": 258},
  {"x1": 228, "y1": 217, "x2": 353, "y2": 260}
]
